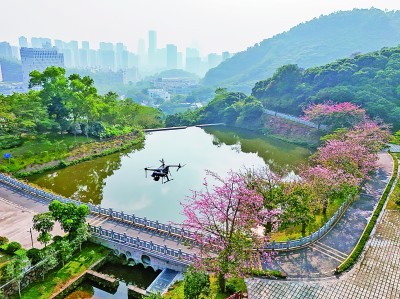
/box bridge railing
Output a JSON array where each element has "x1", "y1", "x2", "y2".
[
  {"x1": 264, "y1": 108, "x2": 328, "y2": 130},
  {"x1": 0, "y1": 173, "x2": 195, "y2": 240},
  {"x1": 88, "y1": 224, "x2": 195, "y2": 264},
  {"x1": 0, "y1": 173, "x2": 351, "y2": 252},
  {"x1": 264, "y1": 196, "x2": 351, "y2": 251}
]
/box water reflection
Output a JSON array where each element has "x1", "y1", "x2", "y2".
[{"x1": 28, "y1": 126, "x2": 310, "y2": 222}]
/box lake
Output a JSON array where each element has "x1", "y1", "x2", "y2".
[{"x1": 28, "y1": 126, "x2": 310, "y2": 223}]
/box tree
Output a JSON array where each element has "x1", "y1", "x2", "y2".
[
  {"x1": 183, "y1": 266, "x2": 210, "y2": 299},
  {"x1": 57, "y1": 240, "x2": 73, "y2": 266},
  {"x1": 181, "y1": 170, "x2": 281, "y2": 291},
  {"x1": 71, "y1": 224, "x2": 91, "y2": 251},
  {"x1": 32, "y1": 212, "x2": 55, "y2": 247},
  {"x1": 280, "y1": 182, "x2": 316, "y2": 236},
  {"x1": 49, "y1": 200, "x2": 90, "y2": 236},
  {"x1": 2, "y1": 255, "x2": 30, "y2": 298},
  {"x1": 302, "y1": 101, "x2": 366, "y2": 130}
]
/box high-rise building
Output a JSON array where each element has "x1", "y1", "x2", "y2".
[
  {"x1": 54, "y1": 40, "x2": 64, "y2": 50},
  {"x1": 0, "y1": 59, "x2": 23, "y2": 82},
  {"x1": 82, "y1": 41, "x2": 90, "y2": 50},
  {"x1": 18, "y1": 36, "x2": 28, "y2": 48},
  {"x1": 185, "y1": 47, "x2": 201, "y2": 74},
  {"x1": 222, "y1": 51, "x2": 231, "y2": 61},
  {"x1": 166, "y1": 44, "x2": 177, "y2": 69},
  {"x1": 99, "y1": 42, "x2": 115, "y2": 70},
  {"x1": 0, "y1": 42, "x2": 12, "y2": 60},
  {"x1": 68, "y1": 40, "x2": 79, "y2": 67},
  {"x1": 79, "y1": 49, "x2": 89, "y2": 68},
  {"x1": 20, "y1": 47, "x2": 64, "y2": 84},
  {"x1": 31, "y1": 37, "x2": 51, "y2": 48},
  {"x1": 148, "y1": 30, "x2": 157, "y2": 66},
  {"x1": 207, "y1": 53, "x2": 222, "y2": 69}
]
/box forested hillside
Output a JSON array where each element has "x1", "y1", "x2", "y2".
[
  {"x1": 203, "y1": 8, "x2": 400, "y2": 93},
  {"x1": 252, "y1": 45, "x2": 400, "y2": 130}
]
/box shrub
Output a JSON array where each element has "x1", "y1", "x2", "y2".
[
  {"x1": 52, "y1": 235, "x2": 63, "y2": 243},
  {"x1": 6, "y1": 241, "x2": 22, "y2": 254},
  {"x1": 225, "y1": 283, "x2": 237, "y2": 295},
  {"x1": 0, "y1": 236, "x2": 9, "y2": 246},
  {"x1": 27, "y1": 248, "x2": 42, "y2": 265}
]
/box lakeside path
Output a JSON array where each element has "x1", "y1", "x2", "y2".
[
  {"x1": 247, "y1": 152, "x2": 400, "y2": 298},
  {"x1": 264, "y1": 152, "x2": 394, "y2": 279}
]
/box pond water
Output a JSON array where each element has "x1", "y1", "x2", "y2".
[
  {"x1": 28, "y1": 126, "x2": 310, "y2": 223},
  {"x1": 64, "y1": 263, "x2": 161, "y2": 299}
]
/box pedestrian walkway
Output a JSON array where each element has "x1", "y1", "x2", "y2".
[
  {"x1": 246, "y1": 210, "x2": 400, "y2": 298},
  {"x1": 264, "y1": 152, "x2": 393, "y2": 278}
]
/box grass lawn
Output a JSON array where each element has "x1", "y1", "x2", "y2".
[
  {"x1": 164, "y1": 275, "x2": 246, "y2": 299},
  {"x1": 14, "y1": 242, "x2": 109, "y2": 299},
  {"x1": 0, "y1": 134, "x2": 93, "y2": 173},
  {"x1": 271, "y1": 196, "x2": 346, "y2": 242}
]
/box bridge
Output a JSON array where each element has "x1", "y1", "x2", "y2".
[{"x1": 0, "y1": 173, "x2": 198, "y2": 294}]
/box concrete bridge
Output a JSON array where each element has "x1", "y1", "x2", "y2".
[{"x1": 0, "y1": 173, "x2": 198, "y2": 294}]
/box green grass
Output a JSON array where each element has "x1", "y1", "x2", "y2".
[
  {"x1": 0, "y1": 134, "x2": 93, "y2": 173},
  {"x1": 386, "y1": 153, "x2": 400, "y2": 211},
  {"x1": 14, "y1": 242, "x2": 110, "y2": 299},
  {"x1": 164, "y1": 275, "x2": 246, "y2": 299},
  {"x1": 271, "y1": 196, "x2": 347, "y2": 242}
]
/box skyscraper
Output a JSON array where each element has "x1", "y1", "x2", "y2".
[
  {"x1": 148, "y1": 30, "x2": 157, "y2": 66},
  {"x1": 166, "y1": 44, "x2": 177, "y2": 69},
  {"x1": 82, "y1": 41, "x2": 90, "y2": 50},
  {"x1": 0, "y1": 42, "x2": 12, "y2": 60},
  {"x1": 20, "y1": 47, "x2": 64, "y2": 84},
  {"x1": 18, "y1": 36, "x2": 28, "y2": 48}
]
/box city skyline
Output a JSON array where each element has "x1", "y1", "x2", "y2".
[{"x1": 1, "y1": 1, "x2": 400, "y2": 54}]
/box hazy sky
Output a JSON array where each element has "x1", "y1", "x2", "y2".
[{"x1": 2, "y1": 0, "x2": 400, "y2": 54}]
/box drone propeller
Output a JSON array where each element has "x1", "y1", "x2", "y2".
[{"x1": 177, "y1": 163, "x2": 186, "y2": 171}]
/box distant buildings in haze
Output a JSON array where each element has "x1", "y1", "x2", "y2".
[{"x1": 0, "y1": 32, "x2": 232, "y2": 93}]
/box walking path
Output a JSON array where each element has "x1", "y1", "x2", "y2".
[
  {"x1": 246, "y1": 152, "x2": 399, "y2": 298},
  {"x1": 264, "y1": 152, "x2": 393, "y2": 278},
  {"x1": 247, "y1": 209, "x2": 400, "y2": 298}
]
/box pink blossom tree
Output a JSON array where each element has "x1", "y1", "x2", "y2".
[
  {"x1": 301, "y1": 165, "x2": 359, "y2": 215},
  {"x1": 312, "y1": 139, "x2": 377, "y2": 181},
  {"x1": 180, "y1": 170, "x2": 281, "y2": 291},
  {"x1": 303, "y1": 101, "x2": 366, "y2": 130}
]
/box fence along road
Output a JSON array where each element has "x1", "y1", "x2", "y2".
[{"x1": 0, "y1": 173, "x2": 197, "y2": 263}]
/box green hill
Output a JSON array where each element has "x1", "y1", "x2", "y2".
[
  {"x1": 202, "y1": 8, "x2": 400, "y2": 93},
  {"x1": 251, "y1": 45, "x2": 400, "y2": 130}
]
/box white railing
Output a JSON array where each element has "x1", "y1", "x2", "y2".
[
  {"x1": 88, "y1": 225, "x2": 194, "y2": 265},
  {"x1": 264, "y1": 109, "x2": 328, "y2": 130},
  {"x1": 264, "y1": 196, "x2": 351, "y2": 250},
  {"x1": 0, "y1": 173, "x2": 195, "y2": 240}
]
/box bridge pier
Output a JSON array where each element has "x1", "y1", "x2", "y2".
[{"x1": 90, "y1": 235, "x2": 189, "y2": 273}]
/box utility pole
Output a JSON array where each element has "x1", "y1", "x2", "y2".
[{"x1": 28, "y1": 228, "x2": 33, "y2": 248}]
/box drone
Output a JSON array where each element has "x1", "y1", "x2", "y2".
[{"x1": 144, "y1": 159, "x2": 185, "y2": 184}]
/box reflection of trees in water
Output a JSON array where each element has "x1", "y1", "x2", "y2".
[
  {"x1": 30, "y1": 152, "x2": 123, "y2": 205},
  {"x1": 203, "y1": 126, "x2": 310, "y2": 171},
  {"x1": 64, "y1": 282, "x2": 95, "y2": 299},
  {"x1": 72, "y1": 155, "x2": 123, "y2": 205}
]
